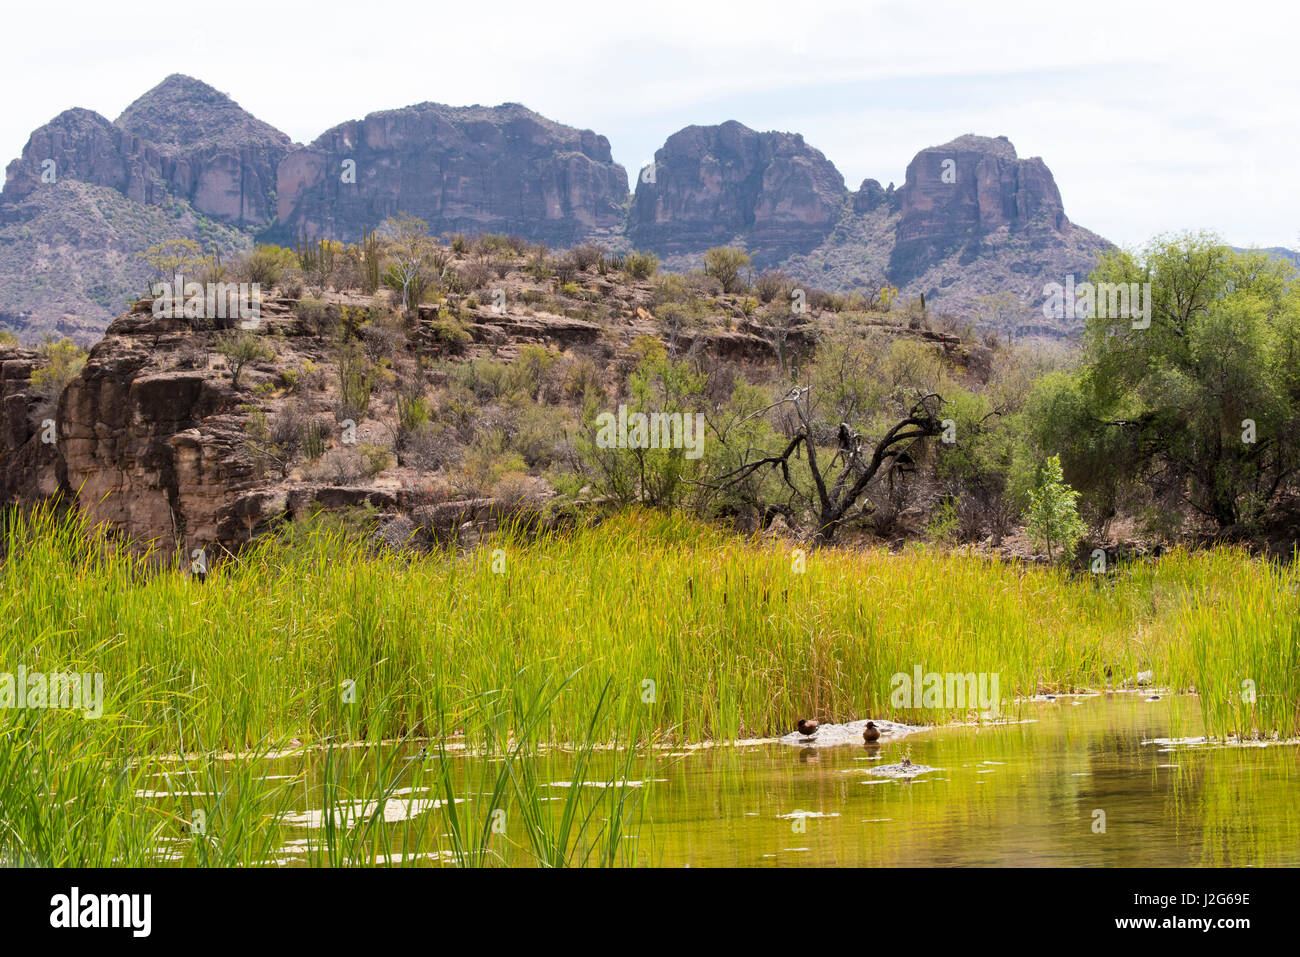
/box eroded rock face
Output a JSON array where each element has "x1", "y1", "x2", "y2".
[
  {"x1": 114, "y1": 75, "x2": 293, "y2": 227},
  {"x1": 881, "y1": 134, "x2": 1106, "y2": 307},
  {"x1": 896, "y1": 134, "x2": 1066, "y2": 246},
  {"x1": 273, "y1": 103, "x2": 628, "y2": 245},
  {"x1": 0, "y1": 348, "x2": 61, "y2": 501},
  {"x1": 2, "y1": 108, "x2": 169, "y2": 208},
  {"x1": 2, "y1": 76, "x2": 292, "y2": 227},
  {"x1": 55, "y1": 309, "x2": 253, "y2": 549},
  {"x1": 853, "y1": 178, "x2": 898, "y2": 215},
  {"x1": 628, "y1": 121, "x2": 846, "y2": 264},
  {"x1": 30, "y1": 288, "x2": 599, "y2": 552}
]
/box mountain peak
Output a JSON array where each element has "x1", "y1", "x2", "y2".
[
  {"x1": 115, "y1": 75, "x2": 291, "y2": 152},
  {"x1": 925, "y1": 133, "x2": 1018, "y2": 159},
  {"x1": 629, "y1": 120, "x2": 845, "y2": 263}
]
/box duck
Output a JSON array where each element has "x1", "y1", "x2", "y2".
[
  {"x1": 796, "y1": 718, "x2": 820, "y2": 739},
  {"x1": 862, "y1": 721, "x2": 881, "y2": 743}
]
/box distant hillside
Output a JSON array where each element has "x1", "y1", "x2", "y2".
[
  {"x1": 0, "y1": 180, "x2": 249, "y2": 343},
  {"x1": 1236, "y1": 245, "x2": 1300, "y2": 268}
]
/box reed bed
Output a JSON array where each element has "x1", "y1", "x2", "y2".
[
  {"x1": 2, "y1": 503, "x2": 1297, "y2": 866},
  {"x1": 3, "y1": 504, "x2": 1297, "y2": 751}
]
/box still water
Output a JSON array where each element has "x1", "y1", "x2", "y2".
[
  {"x1": 151, "y1": 694, "x2": 1300, "y2": 866},
  {"x1": 640, "y1": 694, "x2": 1300, "y2": 867}
]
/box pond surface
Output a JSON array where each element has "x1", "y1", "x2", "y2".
[
  {"x1": 639, "y1": 694, "x2": 1300, "y2": 867},
  {"x1": 151, "y1": 694, "x2": 1300, "y2": 866}
]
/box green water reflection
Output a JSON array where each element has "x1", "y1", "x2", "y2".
[
  {"x1": 636, "y1": 694, "x2": 1300, "y2": 867},
  {"x1": 154, "y1": 694, "x2": 1299, "y2": 866}
]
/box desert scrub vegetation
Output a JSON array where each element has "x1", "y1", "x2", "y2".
[
  {"x1": 117, "y1": 224, "x2": 1300, "y2": 564},
  {"x1": 702, "y1": 246, "x2": 752, "y2": 294},
  {"x1": 28, "y1": 337, "x2": 88, "y2": 418},
  {"x1": 216, "y1": 330, "x2": 274, "y2": 388}
]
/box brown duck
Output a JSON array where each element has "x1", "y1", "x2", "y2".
[
  {"x1": 796, "y1": 719, "x2": 820, "y2": 739},
  {"x1": 862, "y1": 721, "x2": 881, "y2": 743}
]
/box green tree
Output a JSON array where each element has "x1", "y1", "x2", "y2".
[
  {"x1": 1045, "y1": 232, "x2": 1300, "y2": 529},
  {"x1": 140, "y1": 239, "x2": 205, "y2": 292},
  {"x1": 702, "y1": 246, "x2": 751, "y2": 294},
  {"x1": 578, "y1": 341, "x2": 707, "y2": 508},
  {"x1": 217, "y1": 331, "x2": 274, "y2": 388},
  {"x1": 1027, "y1": 455, "x2": 1087, "y2": 562},
  {"x1": 379, "y1": 214, "x2": 437, "y2": 314}
]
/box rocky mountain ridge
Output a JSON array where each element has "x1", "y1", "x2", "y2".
[{"x1": 3, "y1": 75, "x2": 1114, "y2": 341}]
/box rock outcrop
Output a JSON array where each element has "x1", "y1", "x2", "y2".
[
  {"x1": 880, "y1": 134, "x2": 1111, "y2": 318},
  {"x1": 114, "y1": 74, "x2": 294, "y2": 227},
  {"x1": 852, "y1": 178, "x2": 898, "y2": 215},
  {"x1": 628, "y1": 121, "x2": 846, "y2": 265},
  {"x1": 3, "y1": 76, "x2": 292, "y2": 228},
  {"x1": 0, "y1": 347, "x2": 61, "y2": 501},
  {"x1": 2, "y1": 108, "x2": 169, "y2": 208},
  {"x1": 56, "y1": 305, "x2": 254, "y2": 547},
  {"x1": 896, "y1": 134, "x2": 1065, "y2": 246},
  {"x1": 782, "y1": 135, "x2": 1111, "y2": 329},
  {"x1": 273, "y1": 103, "x2": 628, "y2": 245}
]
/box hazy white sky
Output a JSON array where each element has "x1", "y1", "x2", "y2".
[{"x1": 3, "y1": 0, "x2": 1296, "y2": 248}]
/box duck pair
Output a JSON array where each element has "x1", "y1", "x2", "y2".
[{"x1": 795, "y1": 719, "x2": 881, "y2": 742}]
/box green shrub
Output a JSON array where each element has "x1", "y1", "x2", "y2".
[
  {"x1": 1027, "y1": 455, "x2": 1087, "y2": 562},
  {"x1": 397, "y1": 392, "x2": 430, "y2": 433},
  {"x1": 216, "y1": 331, "x2": 274, "y2": 389},
  {"x1": 702, "y1": 246, "x2": 751, "y2": 294},
  {"x1": 358, "y1": 442, "x2": 393, "y2": 478},
  {"x1": 31, "y1": 338, "x2": 88, "y2": 397},
  {"x1": 624, "y1": 250, "x2": 658, "y2": 280},
  {"x1": 241, "y1": 245, "x2": 298, "y2": 289}
]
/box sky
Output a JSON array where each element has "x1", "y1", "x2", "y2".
[{"x1": 2, "y1": 0, "x2": 1297, "y2": 250}]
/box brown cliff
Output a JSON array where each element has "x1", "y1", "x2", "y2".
[
  {"x1": 628, "y1": 121, "x2": 846, "y2": 265},
  {"x1": 273, "y1": 102, "x2": 628, "y2": 245}
]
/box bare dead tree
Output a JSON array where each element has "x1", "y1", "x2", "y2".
[{"x1": 703, "y1": 385, "x2": 944, "y2": 544}]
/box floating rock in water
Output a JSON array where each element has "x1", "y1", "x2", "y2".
[
  {"x1": 868, "y1": 761, "x2": 940, "y2": 780},
  {"x1": 778, "y1": 718, "x2": 924, "y2": 748}
]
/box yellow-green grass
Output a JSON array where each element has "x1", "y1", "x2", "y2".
[
  {"x1": 3, "y1": 503, "x2": 1296, "y2": 754},
  {"x1": 3, "y1": 503, "x2": 1298, "y2": 867}
]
